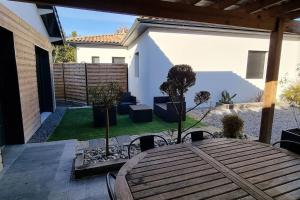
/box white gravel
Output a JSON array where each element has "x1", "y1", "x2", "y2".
[{"x1": 189, "y1": 105, "x2": 299, "y2": 143}]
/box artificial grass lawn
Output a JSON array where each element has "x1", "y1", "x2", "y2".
[{"x1": 48, "y1": 108, "x2": 203, "y2": 141}]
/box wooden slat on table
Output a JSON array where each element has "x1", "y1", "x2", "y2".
[
  {"x1": 126, "y1": 146, "x2": 246, "y2": 200},
  {"x1": 198, "y1": 139, "x2": 300, "y2": 200},
  {"x1": 118, "y1": 139, "x2": 300, "y2": 200}
]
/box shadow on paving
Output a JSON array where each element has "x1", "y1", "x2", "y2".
[{"x1": 0, "y1": 140, "x2": 109, "y2": 200}]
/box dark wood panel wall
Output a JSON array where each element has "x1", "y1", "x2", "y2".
[{"x1": 53, "y1": 63, "x2": 128, "y2": 104}]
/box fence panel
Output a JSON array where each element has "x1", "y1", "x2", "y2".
[{"x1": 53, "y1": 63, "x2": 128, "y2": 104}]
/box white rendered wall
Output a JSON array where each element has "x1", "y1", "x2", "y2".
[
  {"x1": 0, "y1": 0, "x2": 49, "y2": 37},
  {"x1": 128, "y1": 27, "x2": 300, "y2": 108},
  {"x1": 127, "y1": 30, "x2": 152, "y2": 105},
  {"x1": 76, "y1": 45, "x2": 128, "y2": 63}
]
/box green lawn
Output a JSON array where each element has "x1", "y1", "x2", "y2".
[{"x1": 48, "y1": 108, "x2": 203, "y2": 141}]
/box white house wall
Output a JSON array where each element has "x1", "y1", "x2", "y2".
[
  {"x1": 127, "y1": 30, "x2": 151, "y2": 105},
  {"x1": 76, "y1": 45, "x2": 128, "y2": 63},
  {"x1": 131, "y1": 27, "x2": 300, "y2": 108},
  {"x1": 0, "y1": 0, "x2": 49, "y2": 37}
]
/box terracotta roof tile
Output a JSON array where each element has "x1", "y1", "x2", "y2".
[{"x1": 67, "y1": 28, "x2": 128, "y2": 44}]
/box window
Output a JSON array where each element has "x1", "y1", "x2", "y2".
[
  {"x1": 246, "y1": 51, "x2": 267, "y2": 79},
  {"x1": 91, "y1": 56, "x2": 99, "y2": 63},
  {"x1": 112, "y1": 57, "x2": 125, "y2": 64},
  {"x1": 134, "y1": 52, "x2": 139, "y2": 78}
]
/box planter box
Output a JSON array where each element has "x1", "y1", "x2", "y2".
[
  {"x1": 216, "y1": 102, "x2": 263, "y2": 110},
  {"x1": 74, "y1": 153, "x2": 127, "y2": 179},
  {"x1": 281, "y1": 128, "x2": 300, "y2": 154},
  {"x1": 216, "y1": 102, "x2": 234, "y2": 109},
  {"x1": 92, "y1": 105, "x2": 117, "y2": 127}
]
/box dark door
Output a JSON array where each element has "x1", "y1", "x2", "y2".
[
  {"x1": 35, "y1": 46, "x2": 54, "y2": 113},
  {"x1": 0, "y1": 101, "x2": 5, "y2": 146},
  {"x1": 0, "y1": 27, "x2": 24, "y2": 144}
]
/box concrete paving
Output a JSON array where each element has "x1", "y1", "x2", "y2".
[{"x1": 0, "y1": 140, "x2": 110, "y2": 200}]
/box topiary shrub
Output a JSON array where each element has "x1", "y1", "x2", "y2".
[{"x1": 221, "y1": 114, "x2": 244, "y2": 138}]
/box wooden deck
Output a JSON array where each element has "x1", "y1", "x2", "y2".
[{"x1": 115, "y1": 139, "x2": 300, "y2": 200}]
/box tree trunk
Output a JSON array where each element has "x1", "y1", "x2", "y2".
[
  {"x1": 105, "y1": 107, "x2": 110, "y2": 157},
  {"x1": 176, "y1": 93, "x2": 184, "y2": 144}
]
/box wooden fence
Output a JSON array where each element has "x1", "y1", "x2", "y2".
[{"x1": 53, "y1": 63, "x2": 128, "y2": 104}]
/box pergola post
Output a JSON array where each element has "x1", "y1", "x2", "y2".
[{"x1": 259, "y1": 18, "x2": 285, "y2": 144}]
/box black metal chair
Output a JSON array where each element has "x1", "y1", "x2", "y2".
[
  {"x1": 106, "y1": 172, "x2": 117, "y2": 200},
  {"x1": 182, "y1": 130, "x2": 215, "y2": 143},
  {"x1": 272, "y1": 140, "x2": 300, "y2": 155},
  {"x1": 128, "y1": 135, "x2": 168, "y2": 158}
]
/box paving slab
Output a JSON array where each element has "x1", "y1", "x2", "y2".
[{"x1": 0, "y1": 140, "x2": 110, "y2": 200}]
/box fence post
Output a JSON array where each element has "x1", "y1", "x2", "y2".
[
  {"x1": 84, "y1": 63, "x2": 89, "y2": 105},
  {"x1": 62, "y1": 63, "x2": 66, "y2": 103}
]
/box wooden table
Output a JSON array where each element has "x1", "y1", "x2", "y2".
[{"x1": 115, "y1": 139, "x2": 300, "y2": 200}]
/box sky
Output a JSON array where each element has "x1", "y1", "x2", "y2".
[{"x1": 56, "y1": 7, "x2": 136, "y2": 37}]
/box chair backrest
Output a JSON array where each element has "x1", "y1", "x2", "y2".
[
  {"x1": 128, "y1": 135, "x2": 168, "y2": 158},
  {"x1": 120, "y1": 92, "x2": 131, "y2": 102},
  {"x1": 106, "y1": 172, "x2": 117, "y2": 200},
  {"x1": 182, "y1": 130, "x2": 215, "y2": 143},
  {"x1": 273, "y1": 140, "x2": 300, "y2": 155}
]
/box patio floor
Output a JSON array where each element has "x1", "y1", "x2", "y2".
[{"x1": 0, "y1": 140, "x2": 109, "y2": 200}]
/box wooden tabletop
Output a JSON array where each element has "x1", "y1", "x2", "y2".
[{"x1": 115, "y1": 139, "x2": 300, "y2": 200}]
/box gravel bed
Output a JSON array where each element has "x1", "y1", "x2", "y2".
[
  {"x1": 28, "y1": 107, "x2": 66, "y2": 143},
  {"x1": 189, "y1": 105, "x2": 299, "y2": 143}
]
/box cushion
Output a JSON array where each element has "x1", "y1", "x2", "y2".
[{"x1": 155, "y1": 103, "x2": 167, "y2": 110}]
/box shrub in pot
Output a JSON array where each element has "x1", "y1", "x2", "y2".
[
  {"x1": 221, "y1": 114, "x2": 244, "y2": 138},
  {"x1": 89, "y1": 82, "x2": 123, "y2": 156},
  {"x1": 280, "y1": 81, "x2": 300, "y2": 152}
]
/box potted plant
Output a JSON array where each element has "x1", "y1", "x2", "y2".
[
  {"x1": 280, "y1": 81, "x2": 300, "y2": 150},
  {"x1": 217, "y1": 90, "x2": 237, "y2": 109},
  {"x1": 160, "y1": 65, "x2": 211, "y2": 143},
  {"x1": 221, "y1": 114, "x2": 244, "y2": 138},
  {"x1": 89, "y1": 82, "x2": 123, "y2": 156}
]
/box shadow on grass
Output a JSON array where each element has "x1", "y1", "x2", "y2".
[{"x1": 48, "y1": 108, "x2": 203, "y2": 141}]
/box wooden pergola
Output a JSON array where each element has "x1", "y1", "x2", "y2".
[{"x1": 14, "y1": 0, "x2": 300, "y2": 143}]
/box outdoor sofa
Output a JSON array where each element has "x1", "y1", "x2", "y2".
[
  {"x1": 153, "y1": 96, "x2": 186, "y2": 122},
  {"x1": 117, "y1": 92, "x2": 137, "y2": 114}
]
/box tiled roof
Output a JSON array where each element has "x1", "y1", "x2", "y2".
[{"x1": 67, "y1": 28, "x2": 128, "y2": 45}]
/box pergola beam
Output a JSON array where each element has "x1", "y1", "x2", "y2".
[
  {"x1": 234, "y1": 0, "x2": 284, "y2": 13},
  {"x1": 259, "y1": 18, "x2": 285, "y2": 144},
  {"x1": 210, "y1": 0, "x2": 240, "y2": 10},
  {"x1": 261, "y1": 0, "x2": 300, "y2": 17},
  {"x1": 11, "y1": 0, "x2": 275, "y2": 30}
]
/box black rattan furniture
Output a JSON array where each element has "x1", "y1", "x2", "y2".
[
  {"x1": 128, "y1": 135, "x2": 168, "y2": 158},
  {"x1": 129, "y1": 104, "x2": 152, "y2": 123},
  {"x1": 92, "y1": 105, "x2": 117, "y2": 127},
  {"x1": 153, "y1": 96, "x2": 186, "y2": 122},
  {"x1": 182, "y1": 130, "x2": 215, "y2": 143},
  {"x1": 273, "y1": 140, "x2": 300, "y2": 155},
  {"x1": 106, "y1": 172, "x2": 117, "y2": 200},
  {"x1": 117, "y1": 92, "x2": 137, "y2": 114}
]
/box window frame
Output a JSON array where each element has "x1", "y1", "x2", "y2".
[
  {"x1": 246, "y1": 50, "x2": 267, "y2": 79},
  {"x1": 112, "y1": 57, "x2": 125, "y2": 64},
  {"x1": 91, "y1": 56, "x2": 100, "y2": 64},
  {"x1": 134, "y1": 52, "x2": 139, "y2": 78}
]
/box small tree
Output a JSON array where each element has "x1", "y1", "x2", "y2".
[
  {"x1": 160, "y1": 65, "x2": 211, "y2": 143},
  {"x1": 281, "y1": 81, "x2": 300, "y2": 128},
  {"x1": 89, "y1": 82, "x2": 123, "y2": 156},
  {"x1": 53, "y1": 44, "x2": 76, "y2": 63}
]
